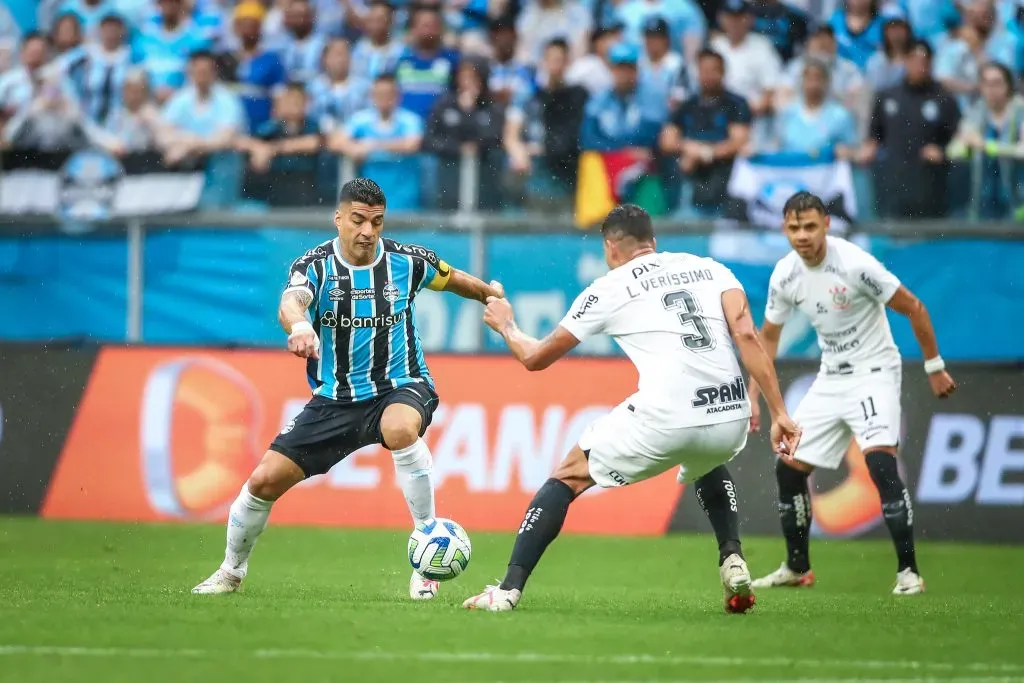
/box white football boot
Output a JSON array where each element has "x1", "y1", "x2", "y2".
[
  {"x1": 720, "y1": 554, "x2": 756, "y2": 614},
  {"x1": 191, "y1": 568, "x2": 243, "y2": 594},
  {"x1": 892, "y1": 568, "x2": 925, "y2": 596},
  {"x1": 462, "y1": 584, "x2": 521, "y2": 612},
  {"x1": 410, "y1": 571, "x2": 439, "y2": 600},
  {"x1": 751, "y1": 562, "x2": 816, "y2": 589}
]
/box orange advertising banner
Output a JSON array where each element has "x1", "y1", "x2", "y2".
[{"x1": 42, "y1": 349, "x2": 684, "y2": 535}]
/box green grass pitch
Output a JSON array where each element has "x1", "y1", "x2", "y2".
[{"x1": 1, "y1": 517, "x2": 1022, "y2": 683}]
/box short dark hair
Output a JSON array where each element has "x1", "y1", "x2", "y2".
[
  {"x1": 373, "y1": 72, "x2": 398, "y2": 86},
  {"x1": 21, "y1": 30, "x2": 51, "y2": 48},
  {"x1": 409, "y1": 3, "x2": 443, "y2": 25},
  {"x1": 782, "y1": 191, "x2": 826, "y2": 216},
  {"x1": 283, "y1": 81, "x2": 308, "y2": 96},
  {"x1": 697, "y1": 48, "x2": 725, "y2": 68},
  {"x1": 981, "y1": 61, "x2": 1015, "y2": 93},
  {"x1": 368, "y1": 0, "x2": 395, "y2": 12},
  {"x1": 545, "y1": 37, "x2": 570, "y2": 53},
  {"x1": 601, "y1": 204, "x2": 654, "y2": 241},
  {"x1": 339, "y1": 178, "x2": 387, "y2": 207},
  {"x1": 907, "y1": 38, "x2": 933, "y2": 60},
  {"x1": 189, "y1": 49, "x2": 217, "y2": 63}
]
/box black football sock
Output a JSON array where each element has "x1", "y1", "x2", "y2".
[
  {"x1": 693, "y1": 465, "x2": 742, "y2": 565},
  {"x1": 776, "y1": 459, "x2": 813, "y2": 573},
  {"x1": 499, "y1": 478, "x2": 576, "y2": 592},
  {"x1": 865, "y1": 450, "x2": 918, "y2": 574}
]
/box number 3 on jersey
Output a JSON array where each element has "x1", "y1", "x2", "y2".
[{"x1": 662, "y1": 289, "x2": 716, "y2": 352}]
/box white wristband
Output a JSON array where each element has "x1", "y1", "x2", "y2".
[
  {"x1": 924, "y1": 356, "x2": 946, "y2": 374},
  {"x1": 289, "y1": 321, "x2": 314, "y2": 337}
]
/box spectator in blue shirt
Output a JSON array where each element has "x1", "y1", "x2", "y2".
[
  {"x1": 487, "y1": 19, "x2": 534, "y2": 108},
  {"x1": 161, "y1": 50, "x2": 246, "y2": 166},
  {"x1": 639, "y1": 17, "x2": 687, "y2": 120},
  {"x1": 935, "y1": 0, "x2": 1019, "y2": 111},
  {"x1": 659, "y1": 49, "x2": 751, "y2": 213},
  {"x1": 865, "y1": 17, "x2": 911, "y2": 92},
  {"x1": 331, "y1": 73, "x2": 425, "y2": 210},
  {"x1": 238, "y1": 82, "x2": 323, "y2": 205},
  {"x1": 350, "y1": 1, "x2": 404, "y2": 82},
  {"x1": 52, "y1": 12, "x2": 86, "y2": 69},
  {"x1": 829, "y1": 0, "x2": 888, "y2": 69},
  {"x1": 308, "y1": 37, "x2": 369, "y2": 134},
  {"x1": 899, "y1": 0, "x2": 960, "y2": 45},
  {"x1": 0, "y1": 32, "x2": 51, "y2": 123},
  {"x1": 133, "y1": 0, "x2": 213, "y2": 103},
  {"x1": 219, "y1": 1, "x2": 286, "y2": 134},
  {"x1": 395, "y1": 5, "x2": 459, "y2": 120},
  {"x1": 615, "y1": 0, "x2": 706, "y2": 63},
  {"x1": 278, "y1": 0, "x2": 327, "y2": 82},
  {"x1": 773, "y1": 58, "x2": 858, "y2": 158},
  {"x1": 750, "y1": 0, "x2": 810, "y2": 62},
  {"x1": 66, "y1": 12, "x2": 137, "y2": 127},
  {"x1": 580, "y1": 41, "x2": 664, "y2": 154}
]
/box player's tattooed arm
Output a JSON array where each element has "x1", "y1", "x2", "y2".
[
  {"x1": 278, "y1": 288, "x2": 314, "y2": 334},
  {"x1": 442, "y1": 268, "x2": 505, "y2": 303},
  {"x1": 483, "y1": 296, "x2": 579, "y2": 371}
]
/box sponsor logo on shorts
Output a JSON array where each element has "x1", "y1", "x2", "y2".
[
  {"x1": 606, "y1": 470, "x2": 628, "y2": 486},
  {"x1": 280, "y1": 417, "x2": 297, "y2": 435},
  {"x1": 691, "y1": 377, "x2": 747, "y2": 414},
  {"x1": 572, "y1": 294, "x2": 599, "y2": 320}
]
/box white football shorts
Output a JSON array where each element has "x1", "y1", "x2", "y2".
[
  {"x1": 792, "y1": 367, "x2": 903, "y2": 470},
  {"x1": 579, "y1": 402, "x2": 749, "y2": 487}
]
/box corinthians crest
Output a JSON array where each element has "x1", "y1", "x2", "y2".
[{"x1": 830, "y1": 285, "x2": 850, "y2": 310}]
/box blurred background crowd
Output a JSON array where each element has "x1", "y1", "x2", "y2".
[{"x1": 1, "y1": 0, "x2": 1023, "y2": 219}]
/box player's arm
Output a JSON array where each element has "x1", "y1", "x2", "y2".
[
  {"x1": 722, "y1": 289, "x2": 800, "y2": 457},
  {"x1": 885, "y1": 286, "x2": 957, "y2": 398},
  {"x1": 427, "y1": 259, "x2": 504, "y2": 303},
  {"x1": 483, "y1": 296, "x2": 580, "y2": 371},
  {"x1": 279, "y1": 261, "x2": 320, "y2": 360}
]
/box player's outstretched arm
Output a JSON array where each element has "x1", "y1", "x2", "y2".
[
  {"x1": 278, "y1": 289, "x2": 319, "y2": 360},
  {"x1": 722, "y1": 289, "x2": 800, "y2": 457},
  {"x1": 441, "y1": 268, "x2": 505, "y2": 304},
  {"x1": 482, "y1": 296, "x2": 579, "y2": 371},
  {"x1": 885, "y1": 286, "x2": 957, "y2": 398},
  {"x1": 745, "y1": 321, "x2": 782, "y2": 432}
]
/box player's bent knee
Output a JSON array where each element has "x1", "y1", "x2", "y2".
[
  {"x1": 380, "y1": 404, "x2": 422, "y2": 451},
  {"x1": 247, "y1": 451, "x2": 305, "y2": 501}
]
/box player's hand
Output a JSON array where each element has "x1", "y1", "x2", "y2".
[
  {"x1": 488, "y1": 280, "x2": 505, "y2": 299},
  {"x1": 928, "y1": 370, "x2": 957, "y2": 398},
  {"x1": 770, "y1": 415, "x2": 802, "y2": 461},
  {"x1": 483, "y1": 296, "x2": 514, "y2": 333},
  {"x1": 287, "y1": 327, "x2": 320, "y2": 360}
]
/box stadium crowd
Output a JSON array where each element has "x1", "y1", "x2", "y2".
[{"x1": 0, "y1": 0, "x2": 1022, "y2": 218}]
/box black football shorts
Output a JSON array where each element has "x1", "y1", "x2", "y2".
[{"x1": 269, "y1": 382, "x2": 439, "y2": 477}]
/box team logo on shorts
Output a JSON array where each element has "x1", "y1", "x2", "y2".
[
  {"x1": 383, "y1": 282, "x2": 401, "y2": 303},
  {"x1": 280, "y1": 417, "x2": 297, "y2": 435},
  {"x1": 830, "y1": 286, "x2": 850, "y2": 310}
]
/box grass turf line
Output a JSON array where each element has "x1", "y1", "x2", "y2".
[{"x1": 1, "y1": 518, "x2": 1022, "y2": 683}]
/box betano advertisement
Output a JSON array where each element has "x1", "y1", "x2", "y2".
[
  {"x1": 1, "y1": 346, "x2": 1019, "y2": 541},
  {"x1": 40, "y1": 349, "x2": 682, "y2": 535}
]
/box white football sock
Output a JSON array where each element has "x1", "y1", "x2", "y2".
[
  {"x1": 220, "y1": 485, "x2": 273, "y2": 579},
  {"x1": 392, "y1": 439, "x2": 436, "y2": 525}
]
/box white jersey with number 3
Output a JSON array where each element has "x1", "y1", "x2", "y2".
[
  {"x1": 559, "y1": 251, "x2": 751, "y2": 428},
  {"x1": 765, "y1": 236, "x2": 902, "y2": 374}
]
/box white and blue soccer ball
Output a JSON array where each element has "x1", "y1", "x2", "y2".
[{"x1": 408, "y1": 517, "x2": 472, "y2": 581}]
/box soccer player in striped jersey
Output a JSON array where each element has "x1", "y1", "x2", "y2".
[{"x1": 192, "y1": 178, "x2": 504, "y2": 600}]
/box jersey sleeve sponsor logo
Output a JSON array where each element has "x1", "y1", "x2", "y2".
[
  {"x1": 571, "y1": 294, "x2": 599, "y2": 320},
  {"x1": 830, "y1": 285, "x2": 850, "y2": 310},
  {"x1": 691, "y1": 377, "x2": 746, "y2": 414},
  {"x1": 390, "y1": 240, "x2": 442, "y2": 268},
  {"x1": 290, "y1": 271, "x2": 309, "y2": 286},
  {"x1": 859, "y1": 272, "x2": 884, "y2": 298},
  {"x1": 767, "y1": 285, "x2": 780, "y2": 310}
]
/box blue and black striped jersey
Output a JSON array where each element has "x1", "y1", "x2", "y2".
[{"x1": 284, "y1": 237, "x2": 452, "y2": 402}]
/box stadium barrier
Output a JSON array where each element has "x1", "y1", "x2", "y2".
[{"x1": 2, "y1": 345, "x2": 1021, "y2": 541}]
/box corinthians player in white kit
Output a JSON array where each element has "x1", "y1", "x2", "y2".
[
  {"x1": 463, "y1": 205, "x2": 801, "y2": 613},
  {"x1": 749, "y1": 192, "x2": 957, "y2": 596}
]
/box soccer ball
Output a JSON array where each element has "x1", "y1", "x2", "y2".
[{"x1": 408, "y1": 517, "x2": 472, "y2": 581}]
